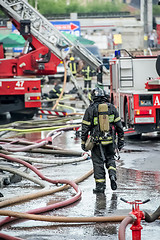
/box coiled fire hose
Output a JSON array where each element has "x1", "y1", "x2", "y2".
[
  {"x1": 0, "y1": 125, "x2": 81, "y2": 154},
  {"x1": 0, "y1": 153, "x2": 160, "y2": 240},
  {"x1": 0, "y1": 152, "x2": 83, "y2": 209}
]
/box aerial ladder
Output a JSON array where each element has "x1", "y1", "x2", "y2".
[{"x1": 0, "y1": 0, "x2": 107, "y2": 107}]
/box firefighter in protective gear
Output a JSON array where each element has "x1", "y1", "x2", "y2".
[
  {"x1": 81, "y1": 87, "x2": 124, "y2": 193},
  {"x1": 68, "y1": 57, "x2": 77, "y2": 76},
  {"x1": 82, "y1": 64, "x2": 95, "y2": 93},
  {"x1": 48, "y1": 80, "x2": 63, "y2": 99}
]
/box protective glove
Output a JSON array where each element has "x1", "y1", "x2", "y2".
[
  {"x1": 81, "y1": 144, "x2": 88, "y2": 152},
  {"x1": 118, "y1": 141, "x2": 124, "y2": 151}
]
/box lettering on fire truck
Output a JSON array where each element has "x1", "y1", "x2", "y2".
[{"x1": 154, "y1": 96, "x2": 160, "y2": 106}]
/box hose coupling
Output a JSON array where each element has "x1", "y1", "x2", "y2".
[{"x1": 128, "y1": 213, "x2": 137, "y2": 222}]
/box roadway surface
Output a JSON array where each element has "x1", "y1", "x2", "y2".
[{"x1": 0, "y1": 76, "x2": 159, "y2": 240}]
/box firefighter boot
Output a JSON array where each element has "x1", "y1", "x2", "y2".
[
  {"x1": 108, "y1": 167, "x2": 117, "y2": 190},
  {"x1": 93, "y1": 182, "x2": 106, "y2": 194},
  {"x1": 110, "y1": 175, "x2": 117, "y2": 190}
]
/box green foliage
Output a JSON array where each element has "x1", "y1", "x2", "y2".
[
  {"x1": 65, "y1": 0, "x2": 80, "y2": 13},
  {"x1": 153, "y1": 5, "x2": 160, "y2": 15},
  {"x1": 28, "y1": 0, "x2": 35, "y2": 8},
  {"x1": 86, "y1": 0, "x2": 123, "y2": 13},
  {"x1": 38, "y1": 0, "x2": 66, "y2": 14},
  {"x1": 0, "y1": 9, "x2": 5, "y2": 16},
  {"x1": 28, "y1": 0, "x2": 125, "y2": 15}
]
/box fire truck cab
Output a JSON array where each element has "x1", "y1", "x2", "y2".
[{"x1": 110, "y1": 51, "x2": 160, "y2": 134}]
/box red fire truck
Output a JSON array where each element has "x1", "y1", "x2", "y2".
[
  {"x1": 110, "y1": 50, "x2": 160, "y2": 135},
  {"x1": 0, "y1": 0, "x2": 105, "y2": 119},
  {"x1": 0, "y1": 42, "x2": 43, "y2": 119}
]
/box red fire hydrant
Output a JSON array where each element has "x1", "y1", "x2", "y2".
[
  {"x1": 120, "y1": 198, "x2": 150, "y2": 240},
  {"x1": 130, "y1": 200, "x2": 145, "y2": 240}
]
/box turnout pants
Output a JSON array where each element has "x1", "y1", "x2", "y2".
[
  {"x1": 84, "y1": 80, "x2": 91, "y2": 91},
  {"x1": 91, "y1": 143, "x2": 116, "y2": 183}
]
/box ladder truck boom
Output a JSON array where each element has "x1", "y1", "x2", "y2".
[
  {"x1": 0, "y1": 0, "x2": 107, "y2": 73},
  {"x1": 0, "y1": 0, "x2": 108, "y2": 116}
]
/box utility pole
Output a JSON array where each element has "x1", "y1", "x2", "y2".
[
  {"x1": 147, "y1": 0, "x2": 153, "y2": 34},
  {"x1": 141, "y1": 0, "x2": 153, "y2": 54}
]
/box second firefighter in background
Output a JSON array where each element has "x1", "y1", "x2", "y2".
[
  {"x1": 48, "y1": 79, "x2": 62, "y2": 99},
  {"x1": 82, "y1": 62, "x2": 95, "y2": 93}
]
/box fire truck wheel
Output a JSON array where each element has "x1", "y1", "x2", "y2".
[
  {"x1": 10, "y1": 112, "x2": 35, "y2": 120},
  {"x1": 128, "y1": 133, "x2": 141, "y2": 140},
  {"x1": 124, "y1": 103, "x2": 129, "y2": 129}
]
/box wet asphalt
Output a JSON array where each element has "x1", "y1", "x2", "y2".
[
  {"x1": 0, "y1": 76, "x2": 160, "y2": 239},
  {"x1": 0, "y1": 129, "x2": 160, "y2": 239}
]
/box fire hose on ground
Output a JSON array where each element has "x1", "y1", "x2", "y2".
[
  {"x1": 0, "y1": 125, "x2": 88, "y2": 204},
  {"x1": 0, "y1": 153, "x2": 91, "y2": 208},
  {"x1": 0, "y1": 115, "x2": 82, "y2": 130},
  {"x1": 0, "y1": 139, "x2": 48, "y2": 152},
  {"x1": 0, "y1": 153, "x2": 94, "y2": 228},
  {"x1": 0, "y1": 126, "x2": 159, "y2": 239},
  {"x1": 0, "y1": 131, "x2": 82, "y2": 154},
  {"x1": 0, "y1": 232, "x2": 23, "y2": 240},
  {"x1": 0, "y1": 153, "x2": 160, "y2": 240},
  {"x1": 0, "y1": 152, "x2": 90, "y2": 202},
  {"x1": 0, "y1": 147, "x2": 82, "y2": 156},
  {"x1": 0, "y1": 152, "x2": 123, "y2": 240},
  {"x1": 0, "y1": 125, "x2": 81, "y2": 155},
  {"x1": 0, "y1": 207, "x2": 159, "y2": 239},
  {"x1": 0, "y1": 124, "x2": 81, "y2": 134},
  {"x1": 144, "y1": 206, "x2": 160, "y2": 222},
  {"x1": 0, "y1": 152, "x2": 90, "y2": 166},
  {"x1": 0, "y1": 165, "x2": 48, "y2": 189}
]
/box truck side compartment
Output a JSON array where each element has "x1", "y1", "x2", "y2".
[{"x1": 110, "y1": 52, "x2": 160, "y2": 134}]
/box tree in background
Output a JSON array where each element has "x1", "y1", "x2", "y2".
[
  {"x1": 1, "y1": 0, "x2": 160, "y2": 17},
  {"x1": 28, "y1": 0, "x2": 125, "y2": 15}
]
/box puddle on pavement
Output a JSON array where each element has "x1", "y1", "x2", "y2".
[{"x1": 10, "y1": 130, "x2": 81, "y2": 150}]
